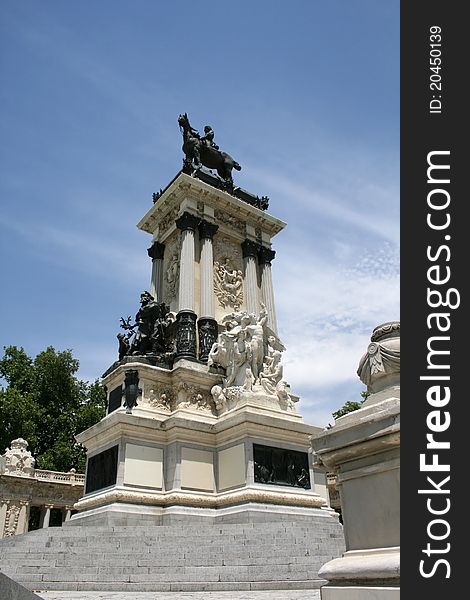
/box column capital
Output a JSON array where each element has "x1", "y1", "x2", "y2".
[
  {"x1": 241, "y1": 239, "x2": 260, "y2": 259},
  {"x1": 198, "y1": 220, "x2": 219, "y2": 241},
  {"x1": 258, "y1": 246, "x2": 276, "y2": 265},
  {"x1": 147, "y1": 241, "x2": 165, "y2": 260},
  {"x1": 175, "y1": 211, "x2": 200, "y2": 232}
]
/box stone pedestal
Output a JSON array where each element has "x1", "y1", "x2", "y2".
[
  {"x1": 311, "y1": 322, "x2": 400, "y2": 598},
  {"x1": 73, "y1": 357, "x2": 337, "y2": 526}
]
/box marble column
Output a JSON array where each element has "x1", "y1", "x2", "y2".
[
  {"x1": 175, "y1": 212, "x2": 200, "y2": 359},
  {"x1": 147, "y1": 241, "x2": 165, "y2": 301},
  {"x1": 64, "y1": 506, "x2": 73, "y2": 522},
  {"x1": 41, "y1": 504, "x2": 53, "y2": 528},
  {"x1": 17, "y1": 500, "x2": 29, "y2": 535},
  {"x1": 258, "y1": 246, "x2": 278, "y2": 334},
  {"x1": 198, "y1": 220, "x2": 219, "y2": 362},
  {"x1": 0, "y1": 501, "x2": 8, "y2": 538},
  {"x1": 241, "y1": 239, "x2": 260, "y2": 316}
]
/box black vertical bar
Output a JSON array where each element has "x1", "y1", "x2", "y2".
[{"x1": 401, "y1": 2, "x2": 466, "y2": 596}]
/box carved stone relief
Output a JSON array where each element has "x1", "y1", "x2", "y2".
[
  {"x1": 147, "y1": 384, "x2": 176, "y2": 412},
  {"x1": 175, "y1": 382, "x2": 215, "y2": 414},
  {"x1": 214, "y1": 259, "x2": 243, "y2": 310},
  {"x1": 214, "y1": 209, "x2": 245, "y2": 235},
  {"x1": 213, "y1": 236, "x2": 244, "y2": 311},
  {"x1": 3, "y1": 502, "x2": 22, "y2": 537},
  {"x1": 2, "y1": 438, "x2": 35, "y2": 476},
  {"x1": 208, "y1": 306, "x2": 296, "y2": 414},
  {"x1": 158, "y1": 206, "x2": 179, "y2": 239},
  {"x1": 163, "y1": 233, "x2": 181, "y2": 304},
  {"x1": 357, "y1": 321, "x2": 400, "y2": 389}
]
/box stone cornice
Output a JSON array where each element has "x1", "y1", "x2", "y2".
[
  {"x1": 312, "y1": 429, "x2": 400, "y2": 471},
  {"x1": 137, "y1": 173, "x2": 286, "y2": 239},
  {"x1": 75, "y1": 400, "x2": 318, "y2": 450},
  {"x1": 0, "y1": 474, "x2": 83, "y2": 505}
]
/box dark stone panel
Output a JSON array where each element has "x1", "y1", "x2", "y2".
[
  {"x1": 253, "y1": 443, "x2": 310, "y2": 489},
  {"x1": 85, "y1": 445, "x2": 119, "y2": 494},
  {"x1": 108, "y1": 385, "x2": 122, "y2": 414}
]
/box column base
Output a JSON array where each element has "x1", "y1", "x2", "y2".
[
  {"x1": 321, "y1": 586, "x2": 400, "y2": 600},
  {"x1": 197, "y1": 317, "x2": 218, "y2": 362},
  {"x1": 175, "y1": 310, "x2": 197, "y2": 359},
  {"x1": 319, "y1": 547, "x2": 400, "y2": 600}
]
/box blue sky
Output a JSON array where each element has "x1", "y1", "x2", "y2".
[{"x1": 0, "y1": 1, "x2": 399, "y2": 426}]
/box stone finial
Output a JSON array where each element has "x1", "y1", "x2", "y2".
[
  {"x1": 357, "y1": 321, "x2": 400, "y2": 393},
  {"x1": 1, "y1": 438, "x2": 35, "y2": 476}
]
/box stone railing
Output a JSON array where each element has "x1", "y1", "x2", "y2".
[{"x1": 34, "y1": 469, "x2": 85, "y2": 484}]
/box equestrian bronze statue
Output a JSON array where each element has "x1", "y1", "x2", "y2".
[{"x1": 178, "y1": 113, "x2": 241, "y2": 192}]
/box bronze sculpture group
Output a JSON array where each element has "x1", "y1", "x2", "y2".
[
  {"x1": 178, "y1": 113, "x2": 241, "y2": 192},
  {"x1": 118, "y1": 291, "x2": 175, "y2": 359}
]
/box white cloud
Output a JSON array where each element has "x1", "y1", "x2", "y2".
[
  {"x1": 273, "y1": 236, "x2": 399, "y2": 427},
  {"x1": 247, "y1": 167, "x2": 399, "y2": 245},
  {"x1": 0, "y1": 215, "x2": 148, "y2": 283}
]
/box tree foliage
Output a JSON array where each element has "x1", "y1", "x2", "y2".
[
  {"x1": 332, "y1": 391, "x2": 370, "y2": 420},
  {"x1": 0, "y1": 346, "x2": 106, "y2": 473}
]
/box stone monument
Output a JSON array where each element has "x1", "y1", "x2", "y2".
[
  {"x1": 70, "y1": 115, "x2": 343, "y2": 532},
  {"x1": 311, "y1": 322, "x2": 400, "y2": 599}
]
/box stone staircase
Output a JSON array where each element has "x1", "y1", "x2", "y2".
[{"x1": 0, "y1": 518, "x2": 344, "y2": 593}]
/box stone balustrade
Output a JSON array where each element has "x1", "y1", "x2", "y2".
[
  {"x1": 0, "y1": 439, "x2": 85, "y2": 538},
  {"x1": 34, "y1": 469, "x2": 85, "y2": 484}
]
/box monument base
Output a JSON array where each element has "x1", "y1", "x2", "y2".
[
  {"x1": 318, "y1": 547, "x2": 400, "y2": 599},
  {"x1": 75, "y1": 360, "x2": 332, "y2": 527},
  {"x1": 68, "y1": 499, "x2": 338, "y2": 527},
  {"x1": 321, "y1": 586, "x2": 399, "y2": 600}
]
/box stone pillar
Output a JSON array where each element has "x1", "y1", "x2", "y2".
[
  {"x1": 198, "y1": 220, "x2": 219, "y2": 362},
  {"x1": 241, "y1": 239, "x2": 260, "y2": 316},
  {"x1": 0, "y1": 501, "x2": 8, "y2": 538},
  {"x1": 311, "y1": 322, "x2": 400, "y2": 599},
  {"x1": 64, "y1": 506, "x2": 73, "y2": 522},
  {"x1": 17, "y1": 500, "x2": 29, "y2": 535},
  {"x1": 258, "y1": 246, "x2": 278, "y2": 334},
  {"x1": 41, "y1": 504, "x2": 53, "y2": 528},
  {"x1": 175, "y1": 212, "x2": 200, "y2": 359},
  {"x1": 147, "y1": 241, "x2": 165, "y2": 301}
]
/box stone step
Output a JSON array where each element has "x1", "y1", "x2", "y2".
[
  {"x1": 2, "y1": 579, "x2": 324, "y2": 593},
  {"x1": 0, "y1": 519, "x2": 344, "y2": 593}
]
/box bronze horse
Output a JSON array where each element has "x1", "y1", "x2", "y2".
[{"x1": 178, "y1": 113, "x2": 241, "y2": 189}]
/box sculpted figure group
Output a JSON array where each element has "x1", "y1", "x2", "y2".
[
  {"x1": 208, "y1": 304, "x2": 295, "y2": 411},
  {"x1": 118, "y1": 291, "x2": 176, "y2": 358}
]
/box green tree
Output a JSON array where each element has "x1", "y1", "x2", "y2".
[
  {"x1": 332, "y1": 391, "x2": 370, "y2": 420},
  {"x1": 0, "y1": 346, "x2": 106, "y2": 473}
]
